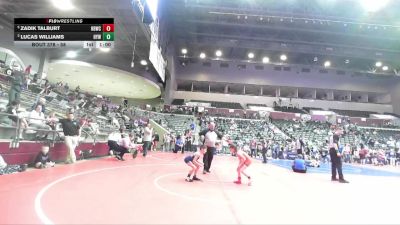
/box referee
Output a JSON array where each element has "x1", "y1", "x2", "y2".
[
  {"x1": 329, "y1": 128, "x2": 349, "y2": 183},
  {"x1": 199, "y1": 122, "x2": 222, "y2": 174}
]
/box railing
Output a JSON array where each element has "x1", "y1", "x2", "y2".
[{"x1": 0, "y1": 111, "x2": 108, "y2": 149}]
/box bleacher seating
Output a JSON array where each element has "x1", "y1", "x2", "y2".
[
  {"x1": 187, "y1": 100, "x2": 243, "y2": 110},
  {"x1": 202, "y1": 117, "x2": 286, "y2": 143},
  {"x1": 247, "y1": 103, "x2": 266, "y2": 108},
  {"x1": 133, "y1": 108, "x2": 194, "y2": 135},
  {"x1": 274, "y1": 106, "x2": 306, "y2": 114},
  {"x1": 330, "y1": 109, "x2": 376, "y2": 118},
  {"x1": 0, "y1": 76, "x2": 111, "y2": 142},
  {"x1": 302, "y1": 107, "x2": 323, "y2": 112},
  {"x1": 272, "y1": 120, "x2": 330, "y2": 145},
  {"x1": 171, "y1": 99, "x2": 184, "y2": 105},
  {"x1": 211, "y1": 101, "x2": 243, "y2": 109}
]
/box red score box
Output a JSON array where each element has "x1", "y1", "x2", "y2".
[{"x1": 102, "y1": 24, "x2": 114, "y2": 32}]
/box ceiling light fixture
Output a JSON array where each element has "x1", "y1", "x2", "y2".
[
  {"x1": 66, "y1": 51, "x2": 77, "y2": 58},
  {"x1": 382, "y1": 66, "x2": 389, "y2": 71},
  {"x1": 199, "y1": 52, "x2": 206, "y2": 59},
  {"x1": 181, "y1": 48, "x2": 187, "y2": 54},
  {"x1": 51, "y1": 0, "x2": 75, "y2": 10},
  {"x1": 140, "y1": 60, "x2": 148, "y2": 66},
  {"x1": 280, "y1": 54, "x2": 287, "y2": 61},
  {"x1": 324, "y1": 61, "x2": 331, "y2": 67},
  {"x1": 248, "y1": 52, "x2": 255, "y2": 59},
  {"x1": 215, "y1": 50, "x2": 222, "y2": 57},
  {"x1": 262, "y1": 57, "x2": 269, "y2": 64},
  {"x1": 375, "y1": 61, "x2": 383, "y2": 67},
  {"x1": 345, "y1": 59, "x2": 350, "y2": 64}
]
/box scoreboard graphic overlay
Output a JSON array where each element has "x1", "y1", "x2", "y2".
[{"x1": 14, "y1": 18, "x2": 114, "y2": 49}]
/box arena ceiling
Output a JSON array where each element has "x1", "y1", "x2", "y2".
[
  {"x1": 47, "y1": 60, "x2": 161, "y2": 99},
  {"x1": 163, "y1": 0, "x2": 400, "y2": 75}
]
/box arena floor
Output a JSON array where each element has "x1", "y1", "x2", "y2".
[{"x1": 1, "y1": 152, "x2": 399, "y2": 224}]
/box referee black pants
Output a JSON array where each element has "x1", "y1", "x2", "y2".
[
  {"x1": 329, "y1": 148, "x2": 344, "y2": 180},
  {"x1": 203, "y1": 147, "x2": 215, "y2": 172}
]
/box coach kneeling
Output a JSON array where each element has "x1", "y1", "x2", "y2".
[{"x1": 292, "y1": 155, "x2": 307, "y2": 173}]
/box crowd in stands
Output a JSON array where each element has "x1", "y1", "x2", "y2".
[
  {"x1": 197, "y1": 116, "x2": 400, "y2": 167},
  {"x1": 1, "y1": 66, "x2": 400, "y2": 175}
]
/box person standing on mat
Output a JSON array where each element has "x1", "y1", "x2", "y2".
[
  {"x1": 59, "y1": 110, "x2": 82, "y2": 164},
  {"x1": 142, "y1": 123, "x2": 153, "y2": 157},
  {"x1": 329, "y1": 128, "x2": 349, "y2": 183},
  {"x1": 199, "y1": 122, "x2": 222, "y2": 174}
]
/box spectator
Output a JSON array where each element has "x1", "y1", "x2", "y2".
[
  {"x1": 184, "y1": 129, "x2": 192, "y2": 152},
  {"x1": 250, "y1": 139, "x2": 257, "y2": 158},
  {"x1": 28, "y1": 104, "x2": 51, "y2": 139},
  {"x1": 360, "y1": 146, "x2": 368, "y2": 165},
  {"x1": 153, "y1": 132, "x2": 160, "y2": 151},
  {"x1": 32, "y1": 97, "x2": 46, "y2": 113},
  {"x1": 174, "y1": 135, "x2": 184, "y2": 153},
  {"x1": 24, "y1": 65, "x2": 32, "y2": 75},
  {"x1": 6, "y1": 100, "x2": 28, "y2": 139},
  {"x1": 343, "y1": 144, "x2": 351, "y2": 163},
  {"x1": 32, "y1": 73, "x2": 39, "y2": 83},
  {"x1": 34, "y1": 146, "x2": 55, "y2": 169},
  {"x1": 8, "y1": 70, "x2": 24, "y2": 104},
  {"x1": 389, "y1": 149, "x2": 396, "y2": 166},
  {"x1": 163, "y1": 133, "x2": 171, "y2": 152},
  {"x1": 0, "y1": 154, "x2": 27, "y2": 175},
  {"x1": 46, "y1": 111, "x2": 59, "y2": 130},
  {"x1": 142, "y1": 123, "x2": 153, "y2": 157},
  {"x1": 261, "y1": 139, "x2": 268, "y2": 163},
  {"x1": 192, "y1": 134, "x2": 199, "y2": 152}
]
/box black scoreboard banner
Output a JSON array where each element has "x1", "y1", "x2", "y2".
[{"x1": 14, "y1": 18, "x2": 115, "y2": 48}]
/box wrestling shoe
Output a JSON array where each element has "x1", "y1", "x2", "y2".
[
  {"x1": 233, "y1": 180, "x2": 242, "y2": 185},
  {"x1": 339, "y1": 179, "x2": 349, "y2": 183},
  {"x1": 185, "y1": 178, "x2": 193, "y2": 182},
  {"x1": 192, "y1": 177, "x2": 202, "y2": 181}
]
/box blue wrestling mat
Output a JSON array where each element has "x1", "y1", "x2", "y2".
[{"x1": 269, "y1": 159, "x2": 400, "y2": 177}]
